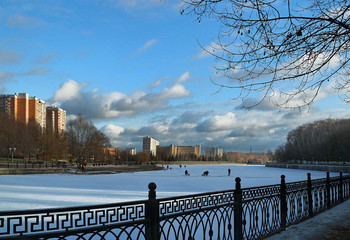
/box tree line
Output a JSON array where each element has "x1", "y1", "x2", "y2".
[
  {"x1": 275, "y1": 118, "x2": 350, "y2": 163},
  {"x1": 0, "y1": 113, "x2": 111, "y2": 164}
]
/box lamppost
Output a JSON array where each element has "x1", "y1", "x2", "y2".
[{"x1": 9, "y1": 147, "x2": 16, "y2": 164}]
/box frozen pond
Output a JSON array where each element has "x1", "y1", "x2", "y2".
[{"x1": 0, "y1": 164, "x2": 338, "y2": 211}]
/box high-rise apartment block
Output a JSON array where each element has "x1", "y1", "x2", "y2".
[
  {"x1": 0, "y1": 93, "x2": 46, "y2": 129},
  {"x1": 0, "y1": 93, "x2": 66, "y2": 133},
  {"x1": 143, "y1": 136, "x2": 159, "y2": 156},
  {"x1": 204, "y1": 147, "x2": 224, "y2": 159},
  {"x1": 46, "y1": 106, "x2": 67, "y2": 134}
]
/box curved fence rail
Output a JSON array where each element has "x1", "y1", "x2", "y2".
[{"x1": 0, "y1": 172, "x2": 349, "y2": 240}]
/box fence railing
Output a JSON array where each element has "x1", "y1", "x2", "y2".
[
  {"x1": 0, "y1": 162, "x2": 69, "y2": 169},
  {"x1": 1, "y1": 172, "x2": 349, "y2": 240}
]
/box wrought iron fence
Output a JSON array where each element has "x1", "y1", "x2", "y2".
[
  {"x1": 0, "y1": 162, "x2": 69, "y2": 169},
  {"x1": 1, "y1": 172, "x2": 349, "y2": 240}
]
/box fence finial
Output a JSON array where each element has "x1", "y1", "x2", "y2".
[
  {"x1": 235, "y1": 177, "x2": 241, "y2": 190},
  {"x1": 148, "y1": 182, "x2": 157, "y2": 200}
]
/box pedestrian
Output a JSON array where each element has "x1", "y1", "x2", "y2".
[
  {"x1": 185, "y1": 170, "x2": 189, "y2": 176},
  {"x1": 228, "y1": 168, "x2": 231, "y2": 176}
]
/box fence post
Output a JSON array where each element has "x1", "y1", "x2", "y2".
[
  {"x1": 339, "y1": 172, "x2": 343, "y2": 202},
  {"x1": 307, "y1": 173, "x2": 313, "y2": 217},
  {"x1": 280, "y1": 175, "x2": 287, "y2": 228},
  {"x1": 145, "y1": 182, "x2": 160, "y2": 240},
  {"x1": 326, "y1": 172, "x2": 331, "y2": 208},
  {"x1": 234, "y1": 177, "x2": 243, "y2": 240}
]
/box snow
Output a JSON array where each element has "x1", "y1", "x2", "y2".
[
  {"x1": 266, "y1": 198, "x2": 350, "y2": 240},
  {"x1": 0, "y1": 165, "x2": 340, "y2": 211}
]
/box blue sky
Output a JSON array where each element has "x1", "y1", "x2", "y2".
[{"x1": 1, "y1": 0, "x2": 349, "y2": 153}]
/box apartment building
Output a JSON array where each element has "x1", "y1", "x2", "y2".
[
  {"x1": 125, "y1": 148, "x2": 137, "y2": 155},
  {"x1": 0, "y1": 93, "x2": 46, "y2": 129},
  {"x1": 158, "y1": 144, "x2": 201, "y2": 158},
  {"x1": 143, "y1": 136, "x2": 159, "y2": 156},
  {"x1": 46, "y1": 106, "x2": 66, "y2": 134},
  {"x1": 0, "y1": 94, "x2": 17, "y2": 118},
  {"x1": 177, "y1": 145, "x2": 201, "y2": 157},
  {"x1": 204, "y1": 147, "x2": 224, "y2": 159}
]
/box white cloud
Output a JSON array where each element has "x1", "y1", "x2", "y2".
[
  {"x1": 0, "y1": 48, "x2": 23, "y2": 64},
  {"x1": 101, "y1": 124, "x2": 125, "y2": 138},
  {"x1": 138, "y1": 39, "x2": 158, "y2": 53},
  {"x1": 129, "y1": 39, "x2": 159, "y2": 59},
  {"x1": 51, "y1": 79, "x2": 83, "y2": 102},
  {"x1": 49, "y1": 79, "x2": 191, "y2": 120},
  {"x1": 161, "y1": 84, "x2": 190, "y2": 98},
  {"x1": 196, "y1": 41, "x2": 221, "y2": 59},
  {"x1": 103, "y1": 0, "x2": 163, "y2": 10},
  {"x1": 196, "y1": 112, "x2": 238, "y2": 132},
  {"x1": 177, "y1": 72, "x2": 190, "y2": 83}
]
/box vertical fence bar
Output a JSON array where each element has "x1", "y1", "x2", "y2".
[
  {"x1": 145, "y1": 182, "x2": 160, "y2": 240},
  {"x1": 326, "y1": 172, "x2": 331, "y2": 208},
  {"x1": 307, "y1": 173, "x2": 313, "y2": 217},
  {"x1": 280, "y1": 175, "x2": 287, "y2": 228},
  {"x1": 234, "y1": 177, "x2": 243, "y2": 240},
  {"x1": 339, "y1": 172, "x2": 343, "y2": 202}
]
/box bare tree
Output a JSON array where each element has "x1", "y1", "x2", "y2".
[
  {"x1": 66, "y1": 114, "x2": 111, "y2": 165},
  {"x1": 181, "y1": 0, "x2": 350, "y2": 108}
]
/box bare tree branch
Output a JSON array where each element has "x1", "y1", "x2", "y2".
[{"x1": 181, "y1": 0, "x2": 350, "y2": 108}]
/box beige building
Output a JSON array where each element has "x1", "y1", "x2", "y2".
[
  {"x1": 125, "y1": 148, "x2": 137, "y2": 155},
  {"x1": 158, "y1": 144, "x2": 201, "y2": 158},
  {"x1": 204, "y1": 147, "x2": 224, "y2": 159},
  {"x1": 177, "y1": 145, "x2": 201, "y2": 157},
  {"x1": 143, "y1": 136, "x2": 159, "y2": 156},
  {"x1": 46, "y1": 106, "x2": 66, "y2": 134}
]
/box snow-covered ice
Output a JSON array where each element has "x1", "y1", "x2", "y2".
[{"x1": 0, "y1": 165, "x2": 339, "y2": 211}]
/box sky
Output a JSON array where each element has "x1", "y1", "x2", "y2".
[{"x1": 1, "y1": 0, "x2": 350, "y2": 153}]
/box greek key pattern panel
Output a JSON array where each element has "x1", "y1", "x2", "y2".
[
  {"x1": 242, "y1": 195, "x2": 280, "y2": 240},
  {"x1": 159, "y1": 190, "x2": 235, "y2": 216},
  {"x1": 0, "y1": 201, "x2": 146, "y2": 238},
  {"x1": 26, "y1": 223, "x2": 147, "y2": 240},
  {"x1": 242, "y1": 184, "x2": 280, "y2": 201}
]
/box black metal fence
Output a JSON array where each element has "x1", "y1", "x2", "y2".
[
  {"x1": 0, "y1": 162, "x2": 68, "y2": 169},
  {"x1": 1, "y1": 172, "x2": 349, "y2": 240}
]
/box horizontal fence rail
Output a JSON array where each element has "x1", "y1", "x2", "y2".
[{"x1": 1, "y1": 172, "x2": 349, "y2": 240}]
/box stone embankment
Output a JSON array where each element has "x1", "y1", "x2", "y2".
[
  {"x1": 266, "y1": 163, "x2": 350, "y2": 173},
  {"x1": 0, "y1": 168, "x2": 69, "y2": 175}
]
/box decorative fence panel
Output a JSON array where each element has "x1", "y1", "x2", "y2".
[{"x1": 1, "y1": 172, "x2": 349, "y2": 240}]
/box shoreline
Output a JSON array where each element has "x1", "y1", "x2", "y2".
[{"x1": 157, "y1": 161, "x2": 260, "y2": 166}]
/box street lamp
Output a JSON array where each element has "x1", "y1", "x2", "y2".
[{"x1": 9, "y1": 147, "x2": 16, "y2": 164}]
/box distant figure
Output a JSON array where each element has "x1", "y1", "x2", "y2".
[
  {"x1": 185, "y1": 170, "x2": 189, "y2": 176},
  {"x1": 202, "y1": 171, "x2": 209, "y2": 176},
  {"x1": 228, "y1": 168, "x2": 231, "y2": 176},
  {"x1": 167, "y1": 165, "x2": 169, "y2": 170},
  {"x1": 180, "y1": 164, "x2": 182, "y2": 168}
]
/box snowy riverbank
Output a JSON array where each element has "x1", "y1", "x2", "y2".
[{"x1": 0, "y1": 165, "x2": 338, "y2": 211}]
